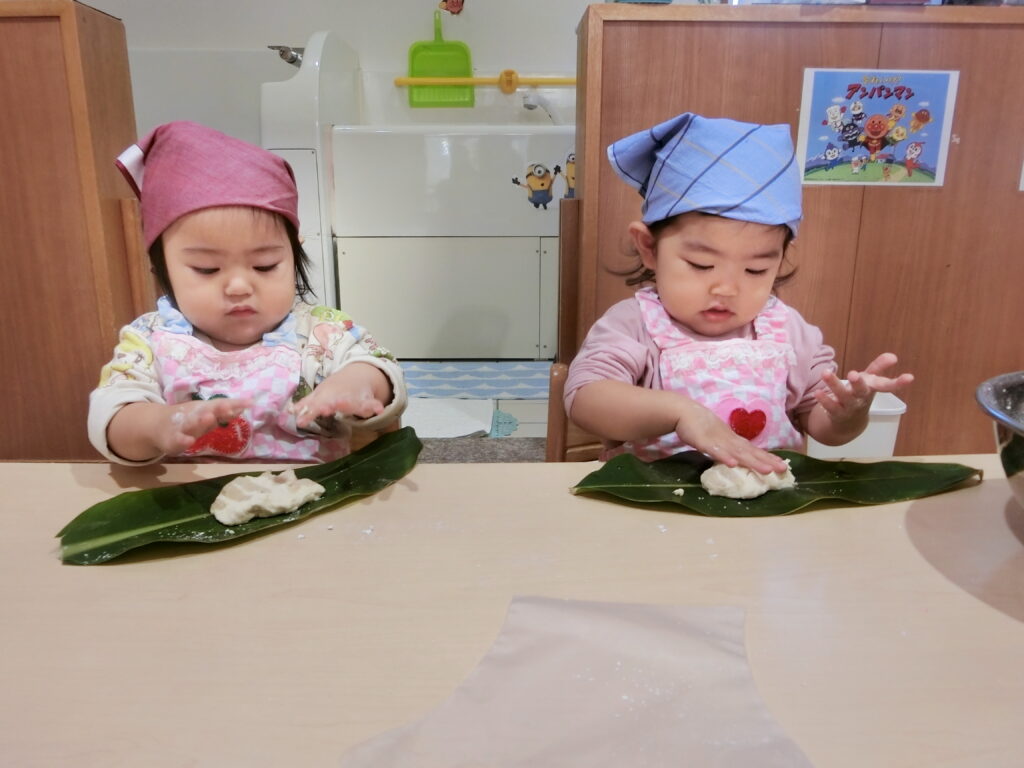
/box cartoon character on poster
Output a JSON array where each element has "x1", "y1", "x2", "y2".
[
  {"x1": 903, "y1": 141, "x2": 925, "y2": 177},
  {"x1": 822, "y1": 143, "x2": 842, "y2": 170},
  {"x1": 439, "y1": 0, "x2": 464, "y2": 14},
  {"x1": 910, "y1": 109, "x2": 933, "y2": 133},
  {"x1": 796, "y1": 68, "x2": 959, "y2": 186}
]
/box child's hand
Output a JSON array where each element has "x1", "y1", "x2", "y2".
[
  {"x1": 292, "y1": 386, "x2": 384, "y2": 429},
  {"x1": 105, "y1": 398, "x2": 251, "y2": 461},
  {"x1": 291, "y1": 364, "x2": 389, "y2": 429},
  {"x1": 674, "y1": 399, "x2": 790, "y2": 475},
  {"x1": 159, "y1": 398, "x2": 252, "y2": 455},
  {"x1": 806, "y1": 352, "x2": 914, "y2": 446},
  {"x1": 816, "y1": 352, "x2": 914, "y2": 428}
]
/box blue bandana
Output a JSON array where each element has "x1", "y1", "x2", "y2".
[{"x1": 607, "y1": 113, "x2": 802, "y2": 236}]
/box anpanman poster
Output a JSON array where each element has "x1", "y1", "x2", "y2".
[{"x1": 796, "y1": 68, "x2": 959, "y2": 186}]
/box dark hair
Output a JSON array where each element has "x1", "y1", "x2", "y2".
[
  {"x1": 147, "y1": 210, "x2": 316, "y2": 306},
  {"x1": 613, "y1": 212, "x2": 797, "y2": 291}
]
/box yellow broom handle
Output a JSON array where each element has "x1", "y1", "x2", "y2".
[
  {"x1": 514, "y1": 77, "x2": 576, "y2": 86},
  {"x1": 394, "y1": 76, "x2": 497, "y2": 86},
  {"x1": 395, "y1": 69, "x2": 575, "y2": 95}
]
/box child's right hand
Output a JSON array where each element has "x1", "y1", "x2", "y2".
[
  {"x1": 570, "y1": 380, "x2": 789, "y2": 475},
  {"x1": 106, "y1": 398, "x2": 252, "y2": 462},
  {"x1": 155, "y1": 398, "x2": 251, "y2": 455},
  {"x1": 674, "y1": 399, "x2": 790, "y2": 475}
]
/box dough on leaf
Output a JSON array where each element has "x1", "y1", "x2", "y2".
[
  {"x1": 700, "y1": 460, "x2": 796, "y2": 499},
  {"x1": 211, "y1": 469, "x2": 326, "y2": 525}
]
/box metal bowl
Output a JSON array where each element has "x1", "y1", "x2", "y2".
[{"x1": 976, "y1": 371, "x2": 1024, "y2": 509}]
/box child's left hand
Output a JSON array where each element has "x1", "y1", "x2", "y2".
[
  {"x1": 813, "y1": 352, "x2": 914, "y2": 437},
  {"x1": 291, "y1": 363, "x2": 390, "y2": 429}
]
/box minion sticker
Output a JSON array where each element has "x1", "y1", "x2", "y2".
[
  {"x1": 556, "y1": 152, "x2": 576, "y2": 199},
  {"x1": 512, "y1": 163, "x2": 558, "y2": 210}
]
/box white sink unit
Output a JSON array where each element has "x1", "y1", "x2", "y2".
[{"x1": 261, "y1": 34, "x2": 575, "y2": 360}]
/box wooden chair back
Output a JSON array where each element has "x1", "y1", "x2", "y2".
[{"x1": 545, "y1": 363, "x2": 603, "y2": 462}]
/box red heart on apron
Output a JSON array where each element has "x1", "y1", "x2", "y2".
[{"x1": 729, "y1": 408, "x2": 766, "y2": 440}]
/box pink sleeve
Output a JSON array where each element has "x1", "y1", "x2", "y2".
[
  {"x1": 784, "y1": 304, "x2": 837, "y2": 417},
  {"x1": 564, "y1": 299, "x2": 658, "y2": 417}
]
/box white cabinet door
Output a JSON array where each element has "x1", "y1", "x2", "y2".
[
  {"x1": 270, "y1": 148, "x2": 335, "y2": 306},
  {"x1": 332, "y1": 126, "x2": 574, "y2": 237},
  {"x1": 539, "y1": 237, "x2": 559, "y2": 359},
  {"x1": 336, "y1": 237, "x2": 544, "y2": 359}
]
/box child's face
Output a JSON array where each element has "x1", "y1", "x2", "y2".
[
  {"x1": 162, "y1": 206, "x2": 296, "y2": 351},
  {"x1": 634, "y1": 213, "x2": 786, "y2": 337}
]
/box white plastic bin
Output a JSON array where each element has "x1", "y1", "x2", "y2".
[{"x1": 806, "y1": 392, "x2": 907, "y2": 459}]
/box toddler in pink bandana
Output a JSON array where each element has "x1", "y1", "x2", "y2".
[
  {"x1": 88, "y1": 122, "x2": 406, "y2": 465},
  {"x1": 117, "y1": 120, "x2": 299, "y2": 249}
]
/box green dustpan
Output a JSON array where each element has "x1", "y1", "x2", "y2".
[{"x1": 407, "y1": 10, "x2": 474, "y2": 108}]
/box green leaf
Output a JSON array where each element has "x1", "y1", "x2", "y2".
[
  {"x1": 58, "y1": 427, "x2": 423, "y2": 565},
  {"x1": 570, "y1": 450, "x2": 982, "y2": 517}
]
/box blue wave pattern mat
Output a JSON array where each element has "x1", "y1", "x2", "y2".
[{"x1": 402, "y1": 361, "x2": 551, "y2": 400}]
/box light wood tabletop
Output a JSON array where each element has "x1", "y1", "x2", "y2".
[{"x1": 1, "y1": 455, "x2": 1022, "y2": 767}]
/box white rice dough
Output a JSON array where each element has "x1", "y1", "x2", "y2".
[
  {"x1": 700, "y1": 460, "x2": 796, "y2": 499},
  {"x1": 211, "y1": 469, "x2": 326, "y2": 525}
]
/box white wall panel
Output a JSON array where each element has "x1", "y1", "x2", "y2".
[{"x1": 336, "y1": 237, "x2": 546, "y2": 359}]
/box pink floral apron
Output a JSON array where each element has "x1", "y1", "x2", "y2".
[
  {"x1": 150, "y1": 331, "x2": 347, "y2": 462},
  {"x1": 623, "y1": 288, "x2": 803, "y2": 461}
]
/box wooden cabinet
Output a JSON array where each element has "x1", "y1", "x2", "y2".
[
  {"x1": 0, "y1": 1, "x2": 149, "y2": 460},
  {"x1": 567, "y1": 4, "x2": 1024, "y2": 455}
]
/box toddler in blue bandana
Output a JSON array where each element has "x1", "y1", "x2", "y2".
[{"x1": 566, "y1": 113, "x2": 913, "y2": 470}]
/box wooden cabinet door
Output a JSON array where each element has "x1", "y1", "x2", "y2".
[
  {"x1": 570, "y1": 5, "x2": 1024, "y2": 455},
  {"x1": 844, "y1": 21, "x2": 1024, "y2": 454},
  {"x1": 574, "y1": 8, "x2": 888, "y2": 371},
  {"x1": 0, "y1": 1, "x2": 138, "y2": 460}
]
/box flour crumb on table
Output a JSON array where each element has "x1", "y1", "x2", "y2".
[
  {"x1": 672, "y1": 488, "x2": 685, "y2": 497},
  {"x1": 211, "y1": 469, "x2": 326, "y2": 525},
  {"x1": 700, "y1": 460, "x2": 796, "y2": 499}
]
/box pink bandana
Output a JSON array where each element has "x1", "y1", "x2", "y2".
[{"x1": 116, "y1": 121, "x2": 299, "y2": 248}]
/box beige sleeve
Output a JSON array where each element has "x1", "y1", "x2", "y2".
[
  {"x1": 299, "y1": 313, "x2": 408, "y2": 431},
  {"x1": 87, "y1": 326, "x2": 166, "y2": 464}
]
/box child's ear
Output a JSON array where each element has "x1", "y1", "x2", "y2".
[{"x1": 628, "y1": 221, "x2": 658, "y2": 272}]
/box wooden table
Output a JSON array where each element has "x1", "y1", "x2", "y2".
[{"x1": 2, "y1": 456, "x2": 1022, "y2": 767}]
